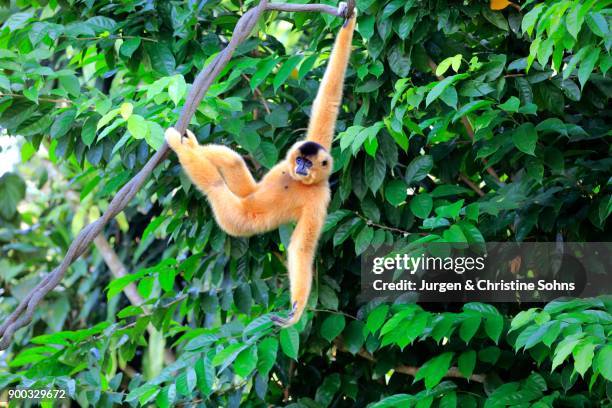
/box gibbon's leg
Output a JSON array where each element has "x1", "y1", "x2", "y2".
[
  {"x1": 272, "y1": 205, "x2": 326, "y2": 326},
  {"x1": 166, "y1": 128, "x2": 255, "y2": 236},
  {"x1": 201, "y1": 144, "x2": 257, "y2": 197},
  {"x1": 305, "y1": 9, "x2": 356, "y2": 151},
  {"x1": 165, "y1": 128, "x2": 223, "y2": 193}
]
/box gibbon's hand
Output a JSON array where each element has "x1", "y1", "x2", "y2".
[
  {"x1": 165, "y1": 127, "x2": 198, "y2": 152},
  {"x1": 339, "y1": 0, "x2": 356, "y2": 24}
]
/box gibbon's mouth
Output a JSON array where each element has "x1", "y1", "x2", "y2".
[{"x1": 295, "y1": 167, "x2": 309, "y2": 176}]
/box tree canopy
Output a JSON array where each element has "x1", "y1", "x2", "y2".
[{"x1": 0, "y1": 0, "x2": 611, "y2": 407}]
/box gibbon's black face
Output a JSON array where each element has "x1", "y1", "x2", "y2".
[{"x1": 287, "y1": 141, "x2": 333, "y2": 185}]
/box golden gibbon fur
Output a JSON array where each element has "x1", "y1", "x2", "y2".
[{"x1": 166, "y1": 6, "x2": 356, "y2": 326}]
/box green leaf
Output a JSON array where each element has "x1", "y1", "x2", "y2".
[
  {"x1": 50, "y1": 109, "x2": 76, "y2": 139},
  {"x1": 573, "y1": 341, "x2": 595, "y2": 377},
  {"x1": 323, "y1": 210, "x2": 352, "y2": 232},
  {"x1": 315, "y1": 373, "x2": 341, "y2": 406},
  {"x1": 176, "y1": 367, "x2": 196, "y2": 396},
  {"x1": 499, "y1": 96, "x2": 520, "y2": 112},
  {"x1": 371, "y1": 394, "x2": 414, "y2": 408},
  {"x1": 482, "y1": 8, "x2": 508, "y2": 31},
  {"x1": 343, "y1": 320, "x2": 366, "y2": 354},
  {"x1": 435, "y1": 200, "x2": 464, "y2": 219},
  {"x1": 414, "y1": 352, "x2": 454, "y2": 389},
  {"x1": 439, "y1": 391, "x2": 457, "y2": 408},
  {"x1": 512, "y1": 123, "x2": 537, "y2": 155},
  {"x1": 385, "y1": 180, "x2": 407, "y2": 206},
  {"x1": 405, "y1": 155, "x2": 433, "y2": 185},
  {"x1": 81, "y1": 115, "x2": 98, "y2": 146},
  {"x1": 458, "y1": 350, "x2": 476, "y2": 379},
  {"x1": 355, "y1": 226, "x2": 374, "y2": 255},
  {"x1": 459, "y1": 313, "x2": 481, "y2": 344},
  {"x1": 212, "y1": 343, "x2": 245, "y2": 367},
  {"x1": 551, "y1": 334, "x2": 582, "y2": 372},
  {"x1": 483, "y1": 312, "x2": 504, "y2": 344},
  {"x1": 0, "y1": 173, "x2": 26, "y2": 219},
  {"x1": 442, "y1": 225, "x2": 467, "y2": 243},
  {"x1": 366, "y1": 304, "x2": 389, "y2": 334},
  {"x1": 397, "y1": 11, "x2": 418, "y2": 39},
  {"x1": 563, "y1": 46, "x2": 590, "y2": 80},
  {"x1": 254, "y1": 141, "x2": 278, "y2": 169},
  {"x1": 168, "y1": 75, "x2": 187, "y2": 106},
  {"x1": 452, "y1": 100, "x2": 492, "y2": 123},
  {"x1": 586, "y1": 12, "x2": 609, "y2": 37},
  {"x1": 145, "y1": 42, "x2": 176, "y2": 75},
  {"x1": 234, "y1": 346, "x2": 257, "y2": 378},
  {"x1": 521, "y1": 4, "x2": 544, "y2": 36},
  {"x1": 146, "y1": 121, "x2": 165, "y2": 151},
  {"x1": 594, "y1": 344, "x2": 612, "y2": 381},
  {"x1": 107, "y1": 273, "x2": 142, "y2": 300},
  {"x1": 273, "y1": 55, "x2": 301, "y2": 91},
  {"x1": 457, "y1": 222, "x2": 485, "y2": 244},
  {"x1": 120, "y1": 37, "x2": 141, "y2": 57},
  {"x1": 127, "y1": 114, "x2": 149, "y2": 139},
  {"x1": 388, "y1": 44, "x2": 411, "y2": 77},
  {"x1": 280, "y1": 326, "x2": 299, "y2": 360},
  {"x1": 510, "y1": 308, "x2": 537, "y2": 331},
  {"x1": 251, "y1": 57, "x2": 277, "y2": 90},
  {"x1": 357, "y1": 14, "x2": 375, "y2": 39},
  {"x1": 156, "y1": 384, "x2": 176, "y2": 408},
  {"x1": 195, "y1": 355, "x2": 215, "y2": 396},
  {"x1": 158, "y1": 267, "x2": 175, "y2": 292},
  {"x1": 59, "y1": 74, "x2": 80, "y2": 97},
  {"x1": 320, "y1": 314, "x2": 346, "y2": 342},
  {"x1": 426, "y1": 76, "x2": 455, "y2": 106},
  {"x1": 97, "y1": 108, "x2": 120, "y2": 130},
  {"x1": 436, "y1": 57, "x2": 454, "y2": 77},
  {"x1": 577, "y1": 48, "x2": 600, "y2": 89},
  {"x1": 566, "y1": 4, "x2": 584, "y2": 39},
  {"x1": 298, "y1": 54, "x2": 318, "y2": 80},
  {"x1": 257, "y1": 337, "x2": 278, "y2": 376},
  {"x1": 184, "y1": 334, "x2": 216, "y2": 351},
  {"x1": 410, "y1": 193, "x2": 433, "y2": 219}
]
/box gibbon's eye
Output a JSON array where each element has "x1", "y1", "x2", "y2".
[
  {"x1": 296, "y1": 157, "x2": 303, "y2": 164},
  {"x1": 305, "y1": 159, "x2": 313, "y2": 168},
  {"x1": 321, "y1": 160, "x2": 328, "y2": 166}
]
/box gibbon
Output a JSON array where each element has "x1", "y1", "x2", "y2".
[{"x1": 166, "y1": 5, "x2": 356, "y2": 326}]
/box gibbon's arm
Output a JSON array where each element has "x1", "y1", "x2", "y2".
[
  {"x1": 282, "y1": 203, "x2": 327, "y2": 326},
  {"x1": 305, "y1": 12, "x2": 356, "y2": 151}
]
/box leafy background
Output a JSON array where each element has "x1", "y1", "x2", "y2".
[{"x1": 0, "y1": 0, "x2": 611, "y2": 406}]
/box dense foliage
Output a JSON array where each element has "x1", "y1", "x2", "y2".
[{"x1": 0, "y1": 0, "x2": 611, "y2": 406}]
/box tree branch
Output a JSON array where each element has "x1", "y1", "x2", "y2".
[
  {"x1": 93, "y1": 234, "x2": 175, "y2": 364},
  {"x1": 0, "y1": 0, "x2": 354, "y2": 350},
  {"x1": 334, "y1": 339, "x2": 486, "y2": 384},
  {"x1": 459, "y1": 174, "x2": 485, "y2": 197}
]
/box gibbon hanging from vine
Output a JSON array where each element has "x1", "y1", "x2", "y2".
[{"x1": 166, "y1": 4, "x2": 356, "y2": 326}]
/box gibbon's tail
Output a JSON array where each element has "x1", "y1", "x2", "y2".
[{"x1": 305, "y1": 11, "x2": 357, "y2": 151}]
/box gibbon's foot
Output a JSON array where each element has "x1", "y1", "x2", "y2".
[
  {"x1": 165, "y1": 127, "x2": 198, "y2": 151},
  {"x1": 271, "y1": 301, "x2": 298, "y2": 327}
]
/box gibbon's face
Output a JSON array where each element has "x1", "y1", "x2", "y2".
[{"x1": 287, "y1": 141, "x2": 333, "y2": 185}]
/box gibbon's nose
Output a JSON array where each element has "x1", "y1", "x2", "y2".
[{"x1": 295, "y1": 164, "x2": 308, "y2": 176}]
